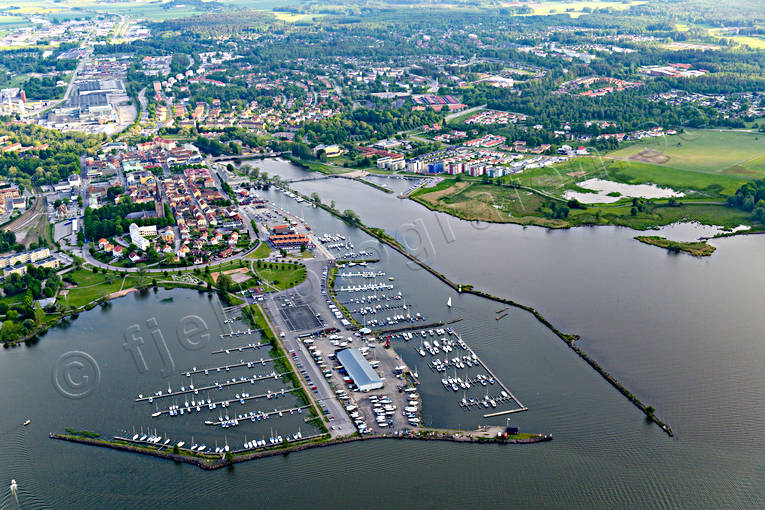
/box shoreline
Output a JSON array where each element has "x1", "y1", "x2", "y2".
[
  {"x1": 284, "y1": 186, "x2": 675, "y2": 437},
  {"x1": 634, "y1": 236, "x2": 716, "y2": 257},
  {"x1": 50, "y1": 430, "x2": 553, "y2": 470}
]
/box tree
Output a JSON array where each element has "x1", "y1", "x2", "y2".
[
  {"x1": 310, "y1": 192, "x2": 321, "y2": 204},
  {"x1": 343, "y1": 209, "x2": 360, "y2": 224},
  {"x1": 137, "y1": 267, "x2": 147, "y2": 287}
]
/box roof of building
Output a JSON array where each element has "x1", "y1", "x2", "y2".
[{"x1": 336, "y1": 348, "x2": 383, "y2": 390}]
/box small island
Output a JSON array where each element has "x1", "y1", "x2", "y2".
[{"x1": 635, "y1": 236, "x2": 716, "y2": 257}]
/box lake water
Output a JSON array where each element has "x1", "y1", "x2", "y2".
[
  {"x1": 1, "y1": 158, "x2": 764, "y2": 508},
  {"x1": 563, "y1": 178, "x2": 685, "y2": 203}
]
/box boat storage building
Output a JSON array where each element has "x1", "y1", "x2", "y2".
[{"x1": 336, "y1": 348, "x2": 384, "y2": 392}]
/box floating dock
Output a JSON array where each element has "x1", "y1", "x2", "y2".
[
  {"x1": 181, "y1": 356, "x2": 285, "y2": 376},
  {"x1": 452, "y1": 332, "x2": 527, "y2": 415},
  {"x1": 203, "y1": 405, "x2": 311, "y2": 426},
  {"x1": 211, "y1": 342, "x2": 270, "y2": 355},
  {"x1": 150, "y1": 388, "x2": 302, "y2": 416},
  {"x1": 136, "y1": 371, "x2": 291, "y2": 402}
]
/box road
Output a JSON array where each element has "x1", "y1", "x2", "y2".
[
  {"x1": 72, "y1": 240, "x2": 261, "y2": 273},
  {"x1": 138, "y1": 87, "x2": 148, "y2": 123},
  {"x1": 445, "y1": 103, "x2": 486, "y2": 121},
  {"x1": 260, "y1": 259, "x2": 354, "y2": 438}
]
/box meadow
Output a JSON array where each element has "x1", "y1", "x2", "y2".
[
  {"x1": 606, "y1": 130, "x2": 765, "y2": 176},
  {"x1": 509, "y1": 0, "x2": 646, "y2": 17}
]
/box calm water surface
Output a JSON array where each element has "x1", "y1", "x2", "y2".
[{"x1": 0, "y1": 159, "x2": 763, "y2": 508}]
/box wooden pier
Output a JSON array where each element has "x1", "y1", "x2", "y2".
[
  {"x1": 219, "y1": 329, "x2": 257, "y2": 339},
  {"x1": 482, "y1": 407, "x2": 528, "y2": 418}
]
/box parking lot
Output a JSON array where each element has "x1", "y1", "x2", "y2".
[
  {"x1": 298, "y1": 330, "x2": 421, "y2": 435},
  {"x1": 280, "y1": 302, "x2": 323, "y2": 331}
]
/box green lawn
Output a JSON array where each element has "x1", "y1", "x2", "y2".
[
  {"x1": 245, "y1": 241, "x2": 272, "y2": 259},
  {"x1": 253, "y1": 263, "x2": 306, "y2": 291},
  {"x1": 606, "y1": 130, "x2": 765, "y2": 176},
  {"x1": 61, "y1": 269, "x2": 142, "y2": 309}
]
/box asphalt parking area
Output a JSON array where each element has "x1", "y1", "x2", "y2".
[{"x1": 281, "y1": 304, "x2": 322, "y2": 331}]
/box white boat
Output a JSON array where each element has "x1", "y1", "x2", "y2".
[
  {"x1": 447, "y1": 297, "x2": 452, "y2": 307},
  {"x1": 10, "y1": 479, "x2": 17, "y2": 491}
]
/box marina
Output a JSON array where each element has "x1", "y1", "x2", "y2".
[
  {"x1": 332, "y1": 259, "x2": 528, "y2": 428},
  {"x1": 135, "y1": 370, "x2": 292, "y2": 402},
  {"x1": 147, "y1": 387, "x2": 302, "y2": 417},
  {"x1": 182, "y1": 356, "x2": 285, "y2": 376},
  {"x1": 203, "y1": 405, "x2": 311, "y2": 427},
  {"x1": 211, "y1": 342, "x2": 271, "y2": 355}
]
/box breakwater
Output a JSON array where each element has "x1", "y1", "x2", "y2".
[
  {"x1": 51, "y1": 430, "x2": 552, "y2": 470},
  {"x1": 286, "y1": 186, "x2": 674, "y2": 437}
]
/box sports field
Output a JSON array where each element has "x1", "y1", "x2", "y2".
[{"x1": 606, "y1": 130, "x2": 765, "y2": 177}]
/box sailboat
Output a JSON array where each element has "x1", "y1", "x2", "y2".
[{"x1": 447, "y1": 297, "x2": 452, "y2": 308}]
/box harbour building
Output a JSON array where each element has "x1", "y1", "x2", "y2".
[{"x1": 336, "y1": 348, "x2": 384, "y2": 392}]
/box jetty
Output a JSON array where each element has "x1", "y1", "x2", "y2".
[
  {"x1": 454, "y1": 332, "x2": 528, "y2": 415},
  {"x1": 149, "y1": 387, "x2": 302, "y2": 416},
  {"x1": 211, "y1": 342, "x2": 270, "y2": 355},
  {"x1": 135, "y1": 371, "x2": 291, "y2": 402}
]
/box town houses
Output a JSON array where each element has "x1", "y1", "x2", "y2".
[{"x1": 88, "y1": 139, "x2": 250, "y2": 267}]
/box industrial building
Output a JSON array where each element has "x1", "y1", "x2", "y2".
[{"x1": 336, "y1": 348, "x2": 384, "y2": 392}]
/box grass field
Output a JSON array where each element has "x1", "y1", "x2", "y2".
[
  {"x1": 708, "y1": 28, "x2": 765, "y2": 49},
  {"x1": 495, "y1": 151, "x2": 750, "y2": 201},
  {"x1": 606, "y1": 130, "x2": 765, "y2": 176},
  {"x1": 603, "y1": 160, "x2": 747, "y2": 197},
  {"x1": 411, "y1": 173, "x2": 757, "y2": 230},
  {"x1": 413, "y1": 180, "x2": 567, "y2": 227},
  {"x1": 509, "y1": 0, "x2": 645, "y2": 17},
  {"x1": 254, "y1": 263, "x2": 306, "y2": 291},
  {"x1": 0, "y1": 15, "x2": 27, "y2": 26},
  {"x1": 245, "y1": 241, "x2": 273, "y2": 259},
  {"x1": 272, "y1": 12, "x2": 321, "y2": 22},
  {"x1": 61, "y1": 269, "x2": 141, "y2": 309},
  {"x1": 727, "y1": 35, "x2": 765, "y2": 50}
]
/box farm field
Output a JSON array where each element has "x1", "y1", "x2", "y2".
[
  {"x1": 728, "y1": 35, "x2": 765, "y2": 49},
  {"x1": 606, "y1": 130, "x2": 765, "y2": 176},
  {"x1": 509, "y1": 0, "x2": 645, "y2": 16}
]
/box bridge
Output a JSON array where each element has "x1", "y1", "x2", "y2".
[{"x1": 284, "y1": 175, "x2": 336, "y2": 183}]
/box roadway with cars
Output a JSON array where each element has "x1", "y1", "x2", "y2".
[{"x1": 260, "y1": 257, "x2": 355, "y2": 438}]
